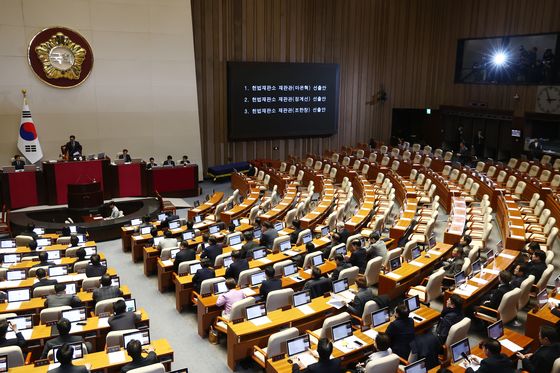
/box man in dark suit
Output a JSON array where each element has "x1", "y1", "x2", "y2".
[
  {"x1": 180, "y1": 155, "x2": 191, "y2": 164},
  {"x1": 31, "y1": 251, "x2": 56, "y2": 268},
  {"x1": 41, "y1": 318, "x2": 88, "y2": 358},
  {"x1": 466, "y1": 338, "x2": 515, "y2": 373},
  {"x1": 121, "y1": 339, "x2": 159, "y2": 373},
  {"x1": 347, "y1": 275, "x2": 375, "y2": 317},
  {"x1": 85, "y1": 254, "x2": 107, "y2": 278},
  {"x1": 240, "y1": 231, "x2": 259, "y2": 259},
  {"x1": 386, "y1": 303, "x2": 415, "y2": 358},
  {"x1": 336, "y1": 222, "x2": 350, "y2": 244},
  {"x1": 92, "y1": 275, "x2": 123, "y2": 305},
  {"x1": 289, "y1": 219, "x2": 303, "y2": 244},
  {"x1": 0, "y1": 320, "x2": 26, "y2": 348},
  {"x1": 146, "y1": 157, "x2": 157, "y2": 170},
  {"x1": 44, "y1": 283, "x2": 84, "y2": 309},
  {"x1": 303, "y1": 267, "x2": 332, "y2": 298},
  {"x1": 108, "y1": 299, "x2": 141, "y2": 331},
  {"x1": 510, "y1": 263, "x2": 528, "y2": 289},
  {"x1": 11, "y1": 154, "x2": 25, "y2": 170},
  {"x1": 480, "y1": 271, "x2": 512, "y2": 310},
  {"x1": 21, "y1": 223, "x2": 39, "y2": 240},
  {"x1": 442, "y1": 247, "x2": 465, "y2": 277},
  {"x1": 64, "y1": 135, "x2": 82, "y2": 158},
  {"x1": 119, "y1": 149, "x2": 132, "y2": 162},
  {"x1": 259, "y1": 221, "x2": 278, "y2": 249},
  {"x1": 306, "y1": 338, "x2": 342, "y2": 373},
  {"x1": 31, "y1": 268, "x2": 57, "y2": 293},
  {"x1": 173, "y1": 241, "x2": 196, "y2": 273},
  {"x1": 192, "y1": 258, "x2": 215, "y2": 294},
  {"x1": 321, "y1": 232, "x2": 342, "y2": 259},
  {"x1": 527, "y1": 249, "x2": 547, "y2": 283},
  {"x1": 517, "y1": 325, "x2": 560, "y2": 373},
  {"x1": 200, "y1": 236, "x2": 222, "y2": 265},
  {"x1": 163, "y1": 155, "x2": 175, "y2": 166},
  {"x1": 349, "y1": 239, "x2": 367, "y2": 273},
  {"x1": 225, "y1": 250, "x2": 248, "y2": 282},
  {"x1": 49, "y1": 344, "x2": 89, "y2": 373},
  {"x1": 435, "y1": 294, "x2": 464, "y2": 343},
  {"x1": 330, "y1": 254, "x2": 351, "y2": 281},
  {"x1": 259, "y1": 266, "x2": 281, "y2": 301}
]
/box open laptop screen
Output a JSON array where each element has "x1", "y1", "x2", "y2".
[
  {"x1": 287, "y1": 335, "x2": 310, "y2": 357},
  {"x1": 454, "y1": 271, "x2": 466, "y2": 287},
  {"x1": 487, "y1": 320, "x2": 504, "y2": 340},
  {"x1": 293, "y1": 290, "x2": 311, "y2": 307},
  {"x1": 62, "y1": 307, "x2": 87, "y2": 323},
  {"x1": 332, "y1": 278, "x2": 348, "y2": 294},
  {"x1": 123, "y1": 330, "x2": 150, "y2": 347},
  {"x1": 250, "y1": 271, "x2": 266, "y2": 286},
  {"x1": 245, "y1": 304, "x2": 266, "y2": 320},
  {"x1": 53, "y1": 342, "x2": 83, "y2": 363},
  {"x1": 372, "y1": 307, "x2": 390, "y2": 327},
  {"x1": 404, "y1": 358, "x2": 427, "y2": 373},
  {"x1": 331, "y1": 321, "x2": 352, "y2": 342},
  {"x1": 405, "y1": 295, "x2": 420, "y2": 312},
  {"x1": 451, "y1": 338, "x2": 471, "y2": 363},
  {"x1": 283, "y1": 263, "x2": 298, "y2": 277}
]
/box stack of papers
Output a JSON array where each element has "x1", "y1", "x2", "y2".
[
  {"x1": 454, "y1": 284, "x2": 478, "y2": 297},
  {"x1": 297, "y1": 305, "x2": 315, "y2": 315},
  {"x1": 470, "y1": 277, "x2": 488, "y2": 285},
  {"x1": 250, "y1": 316, "x2": 271, "y2": 326},
  {"x1": 363, "y1": 329, "x2": 378, "y2": 340},
  {"x1": 333, "y1": 336, "x2": 366, "y2": 353},
  {"x1": 6, "y1": 302, "x2": 22, "y2": 310},
  {"x1": 293, "y1": 351, "x2": 317, "y2": 367},
  {"x1": 498, "y1": 253, "x2": 515, "y2": 259},
  {"x1": 107, "y1": 350, "x2": 126, "y2": 364},
  {"x1": 162, "y1": 260, "x2": 173, "y2": 267},
  {"x1": 242, "y1": 288, "x2": 257, "y2": 297},
  {"x1": 385, "y1": 272, "x2": 401, "y2": 280},
  {"x1": 500, "y1": 338, "x2": 523, "y2": 352},
  {"x1": 408, "y1": 261, "x2": 423, "y2": 267},
  {"x1": 98, "y1": 318, "x2": 110, "y2": 328}
]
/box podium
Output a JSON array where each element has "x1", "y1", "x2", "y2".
[{"x1": 67, "y1": 182, "x2": 103, "y2": 209}]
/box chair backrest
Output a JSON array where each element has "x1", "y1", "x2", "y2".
[
  {"x1": 413, "y1": 154, "x2": 422, "y2": 164},
  {"x1": 273, "y1": 260, "x2": 293, "y2": 277},
  {"x1": 364, "y1": 353, "x2": 400, "y2": 373},
  {"x1": 56, "y1": 236, "x2": 71, "y2": 245},
  {"x1": 498, "y1": 288, "x2": 521, "y2": 324},
  {"x1": 303, "y1": 251, "x2": 324, "y2": 269},
  {"x1": 200, "y1": 277, "x2": 226, "y2": 295},
  {"x1": 536, "y1": 265, "x2": 555, "y2": 291},
  {"x1": 272, "y1": 235, "x2": 291, "y2": 253},
  {"x1": 33, "y1": 285, "x2": 56, "y2": 298},
  {"x1": 352, "y1": 160, "x2": 361, "y2": 170},
  {"x1": 214, "y1": 252, "x2": 231, "y2": 268},
  {"x1": 402, "y1": 240, "x2": 418, "y2": 262},
  {"x1": 449, "y1": 169, "x2": 459, "y2": 181},
  {"x1": 95, "y1": 297, "x2": 124, "y2": 315},
  {"x1": 423, "y1": 157, "x2": 432, "y2": 168},
  {"x1": 314, "y1": 160, "x2": 323, "y2": 171},
  {"x1": 507, "y1": 158, "x2": 518, "y2": 168},
  {"x1": 266, "y1": 288, "x2": 294, "y2": 311},
  {"x1": 213, "y1": 203, "x2": 226, "y2": 222},
  {"x1": 442, "y1": 165, "x2": 452, "y2": 177},
  {"x1": 496, "y1": 170, "x2": 507, "y2": 183},
  {"x1": 505, "y1": 175, "x2": 517, "y2": 189},
  {"x1": 445, "y1": 317, "x2": 471, "y2": 358},
  {"x1": 338, "y1": 266, "x2": 360, "y2": 285},
  {"x1": 356, "y1": 149, "x2": 365, "y2": 159},
  {"x1": 160, "y1": 247, "x2": 176, "y2": 261},
  {"x1": 288, "y1": 165, "x2": 296, "y2": 176},
  {"x1": 384, "y1": 248, "x2": 402, "y2": 268},
  {"x1": 375, "y1": 172, "x2": 385, "y2": 185},
  {"x1": 82, "y1": 276, "x2": 102, "y2": 291},
  {"x1": 73, "y1": 260, "x2": 89, "y2": 274},
  {"x1": 127, "y1": 363, "x2": 166, "y2": 373},
  {"x1": 279, "y1": 162, "x2": 287, "y2": 173},
  {"x1": 28, "y1": 266, "x2": 49, "y2": 278},
  {"x1": 364, "y1": 257, "x2": 383, "y2": 287},
  {"x1": 380, "y1": 145, "x2": 388, "y2": 154},
  {"x1": 177, "y1": 260, "x2": 200, "y2": 276},
  {"x1": 15, "y1": 235, "x2": 33, "y2": 247},
  {"x1": 409, "y1": 169, "x2": 418, "y2": 181},
  {"x1": 541, "y1": 155, "x2": 552, "y2": 165},
  {"x1": 444, "y1": 151, "x2": 453, "y2": 161},
  {"x1": 323, "y1": 163, "x2": 331, "y2": 175},
  {"x1": 331, "y1": 153, "x2": 339, "y2": 163},
  {"x1": 342, "y1": 156, "x2": 350, "y2": 166},
  {"x1": 391, "y1": 160, "x2": 400, "y2": 172},
  {"x1": 230, "y1": 296, "x2": 256, "y2": 320},
  {"x1": 518, "y1": 275, "x2": 535, "y2": 309},
  {"x1": 391, "y1": 148, "x2": 399, "y2": 158},
  {"x1": 424, "y1": 269, "x2": 445, "y2": 303},
  {"x1": 106, "y1": 329, "x2": 139, "y2": 348},
  {"x1": 329, "y1": 167, "x2": 337, "y2": 179},
  {"x1": 361, "y1": 300, "x2": 380, "y2": 325},
  {"x1": 238, "y1": 268, "x2": 262, "y2": 288},
  {"x1": 265, "y1": 327, "x2": 299, "y2": 358},
  {"x1": 486, "y1": 166, "x2": 496, "y2": 178},
  {"x1": 402, "y1": 150, "x2": 411, "y2": 161},
  {"x1": 475, "y1": 161, "x2": 485, "y2": 172},
  {"x1": 547, "y1": 227, "x2": 559, "y2": 247},
  {"x1": 361, "y1": 164, "x2": 370, "y2": 176},
  {"x1": 40, "y1": 306, "x2": 71, "y2": 324},
  {"x1": 412, "y1": 143, "x2": 421, "y2": 152},
  {"x1": 0, "y1": 346, "x2": 24, "y2": 368},
  {"x1": 553, "y1": 159, "x2": 560, "y2": 170},
  {"x1": 319, "y1": 312, "x2": 351, "y2": 339},
  {"x1": 518, "y1": 161, "x2": 529, "y2": 173},
  {"x1": 540, "y1": 170, "x2": 551, "y2": 182},
  {"x1": 381, "y1": 156, "x2": 390, "y2": 166},
  {"x1": 528, "y1": 165, "x2": 540, "y2": 177},
  {"x1": 461, "y1": 257, "x2": 472, "y2": 276},
  {"x1": 295, "y1": 229, "x2": 312, "y2": 246}
]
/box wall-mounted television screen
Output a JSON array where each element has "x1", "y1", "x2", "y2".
[
  {"x1": 227, "y1": 62, "x2": 340, "y2": 140},
  {"x1": 455, "y1": 32, "x2": 559, "y2": 85}
]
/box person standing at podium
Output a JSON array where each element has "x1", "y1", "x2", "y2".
[
  {"x1": 11, "y1": 154, "x2": 25, "y2": 170},
  {"x1": 119, "y1": 149, "x2": 132, "y2": 163},
  {"x1": 64, "y1": 135, "x2": 82, "y2": 159}
]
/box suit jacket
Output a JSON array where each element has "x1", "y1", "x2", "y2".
[
  {"x1": 121, "y1": 351, "x2": 159, "y2": 373},
  {"x1": 510, "y1": 274, "x2": 526, "y2": 289},
  {"x1": 386, "y1": 317, "x2": 415, "y2": 358},
  {"x1": 483, "y1": 283, "x2": 512, "y2": 309},
  {"x1": 522, "y1": 343, "x2": 560, "y2": 373},
  {"x1": 192, "y1": 268, "x2": 215, "y2": 294},
  {"x1": 200, "y1": 244, "x2": 222, "y2": 265},
  {"x1": 444, "y1": 257, "x2": 464, "y2": 277},
  {"x1": 240, "y1": 241, "x2": 259, "y2": 259},
  {"x1": 350, "y1": 248, "x2": 368, "y2": 273},
  {"x1": 435, "y1": 307, "x2": 464, "y2": 342},
  {"x1": 367, "y1": 240, "x2": 387, "y2": 261},
  {"x1": 303, "y1": 277, "x2": 332, "y2": 298},
  {"x1": 173, "y1": 249, "x2": 196, "y2": 273},
  {"x1": 331, "y1": 262, "x2": 351, "y2": 281},
  {"x1": 12, "y1": 159, "x2": 25, "y2": 170},
  {"x1": 259, "y1": 278, "x2": 282, "y2": 301},
  {"x1": 85, "y1": 264, "x2": 107, "y2": 278},
  {"x1": 41, "y1": 334, "x2": 85, "y2": 358},
  {"x1": 528, "y1": 261, "x2": 547, "y2": 283},
  {"x1": 49, "y1": 364, "x2": 89, "y2": 373},
  {"x1": 108, "y1": 311, "x2": 140, "y2": 331},
  {"x1": 32, "y1": 278, "x2": 58, "y2": 292},
  {"x1": 466, "y1": 354, "x2": 515, "y2": 373},
  {"x1": 45, "y1": 293, "x2": 83, "y2": 308},
  {"x1": 260, "y1": 229, "x2": 278, "y2": 249},
  {"x1": 92, "y1": 285, "x2": 123, "y2": 304},
  {"x1": 410, "y1": 333, "x2": 443, "y2": 370},
  {"x1": 65, "y1": 141, "x2": 82, "y2": 156},
  {"x1": 146, "y1": 162, "x2": 157, "y2": 170},
  {"x1": 225, "y1": 259, "x2": 249, "y2": 281},
  {"x1": 0, "y1": 331, "x2": 26, "y2": 349},
  {"x1": 347, "y1": 287, "x2": 374, "y2": 317},
  {"x1": 163, "y1": 160, "x2": 175, "y2": 166},
  {"x1": 306, "y1": 358, "x2": 342, "y2": 373},
  {"x1": 290, "y1": 228, "x2": 303, "y2": 244},
  {"x1": 119, "y1": 154, "x2": 132, "y2": 162}
]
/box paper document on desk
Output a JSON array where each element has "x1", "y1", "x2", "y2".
[
  {"x1": 289, "y1": 275, "x2": 304, "y2": 282},
  {"x1": 484, "y1": 268, "x2": 500, "y2": 275},
  {"x1": 257, "y1": 258, "x2": 272, "y2": 264},
  {"x1": 283, "y1": 250, "x2": 299, "y2": 256},
  {"x1": 385, "y1": 272, "x2": 402, "y2": 280},
  {"x1": 427, "y1": 249, "x2": 442, "y2": 256},
  {"x1": 70, "y1": 324, "x2": 83, "y2": 333},
  {"x1": 549, "y1": 298, "x2": 560, "y2": 307},
  {"x1": 250, "y1": 316, "x2": 271, "y2": 326},
  {"x1": 71, "y1": 273, "x2": 87, "y2": 281},
  {"x1": 333, "y1": 336, "x2": 366, "y2": 353},
  {"x1": 48, "y1": 363, "x2": 61, "y2": 371},
  {"x1": 498, "y1": 253, "x2": 515, "y2": 259},
  {"x1": 454, "y1": 284, "x2": 478, "y2": 297},
  {"x1": 500, "y1": 338, "x2": 523, "y2": 352},
  {"x1": 98, "y1": 317, "x2": 110, "y2": 328},
  {"x1": 6, "y1": 302, "x2": 22, "y2": 310},
  {"x1": 470, "y1": 277, "x2": 488, "y2": 285},
  {"x1": 242, "y1": 288, "x2": 257, "y2": 297},
  {"x1": 293, "y1": 351, "x2": 317, "y2": 367},
  {"x1": 297, "y1": 305, "x2": 315, "y2": 315},
  {"x1": 162, "y1": 259, "x2": 173, "y2": 267},
  {"x1": 0, "y1": 280, "x2": 21, "y2": 289},
  {"x1": 327, "y1": 298, "x2": 346, "y2": 309},
  {"x1": 0, "y1": 248, "x2": 17, "y2": 254},
  {"x1": 108, "y1": 350, "x2": 126, "y2": 364},
  {"x1": 363, "y1": 329, "x2": 378, "y2": 340},
  {"x1": 408, "y1": 261, "x2": 423, "y2": 267}
]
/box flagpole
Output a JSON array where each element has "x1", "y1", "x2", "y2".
[{"x1": 21, "y1": 89, "x2": 27, "y2": 105}]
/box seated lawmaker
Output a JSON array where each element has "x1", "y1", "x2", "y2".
[
  {"x1": 0, "y1": 320, "x2": 26, "y2": 349},
  {"x1": 109, "y1": 201, "x2": 120, "y2": 219},
  {"x1": 434, "y1": 294, "x2": 464, "y2": 343},
  {"x1": 31, "y1": 251, "x2": 56, "y2": 268},
  {"x1": 121, "y1": 339, "x2": 159, "y2": 373},
  {"x1": 259, "y1": 266, "x2": 281, "y2": 301},
  {"x1": 200, "y1": 236, "x2": 222, "y2": 264},
  {"x1": 366, "y1": 231, "x2": 387, "y2": 262},
  {"x1": 119, "y1": 149, "x2": 132, "y2": 162},
  {"x1": 64, "y1": 135, "x2": 82, "y2": 158},
  {"x1": 347, "y1": 275, "x2": 375, "y2": 317},
  {"x1": 41, "y1": 318, "x2": 89, "y2": 358},
  {"x1": 11, "y1": 154, "x2": 25, "y2": 170},
  {"x1": 348, "y1": 239, "x2": 367, "y2": 273},
  {"x1": 386, "y1": 303, "x2": 415, "y2": 358},
  {"x1": 527, "y1": 249, "x2": 547, "y2": 283},
  {"x1": 146, "y1": 157, "x2": 157, "y2": 170},
  {"x1": 109, "y1": 299, "x2": 141, "y2": 331},
  {"x1": 21, "y1": 223, "x2": 39, "y2": 240},
  {"x1": 516, "y1": 325, "x2": 560, "y2": 373},
  {"x1": 192, "y1": 258, "x2": 215, "y2": 294},
  {"x1": 510, "y1": 263, "x2": 528, "y2": 288},
  {"x1": 163, "y1": 155, "x2": 175, "y2": 166},
  {"x1": 93, "y1": 275, "x2": 123, "y2": 304},
  {"x1": 216, "y1": 278, "x2": 245, "y2": 318},
  {"x1": 31, "y1": 268, "x2": 57, "y2": 292},
  {"x1": 330, "y1": 254, "x2": 351, "y2": 281},
  {"x1": 478, "y1": 271, "x2": 512, "y2": 311},
  {"x1": 442, "y1": 247, "x2": 465, "y2": 277},
  {"x1": 49, "y1": 344, "x2": 90, "y2": 373},
  {"x1": 306, "y1": 338, "x2": 342, "y2": 373},
  {"x1": 44, "y1": 283, "x2": 84, "y2": 309},
  {"x1": 303, "y1": 267, "x2": 332, "y2": 298},
  {"x1": 225, "y1": 250, "x2": 248, "y2": 282},
  {"x1": 85, "y1": 254, "x2": 107, "y2": 278},
  {"x1": 466, "y1": 338, "x2": 515, "y2": 373},
  {"x1": 240, "y1": 231, "x2": 259, "y2": 259},
  {"x1": 180, "y1": 155, "x2": 191, "y2": 164},
  {"x1": 173, "y1": 241, "x2": 196, "y2": 273},
  {"x1": 289, "y1": 219, "x2": 303, "y2": 244}
]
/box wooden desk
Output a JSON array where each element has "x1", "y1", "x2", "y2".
[
  {"x1": 496, "y1": 195, "x2": 526, "y2": 251},
  {"x1": 259, "y1": 184, "x2": 298, "y2": 222},
  {"x1": 345, "y1": 174, "x2": 376, "y2": 233},
  {"x1": 443, "y1": 198, "x2": 467, "y2": 245},
  {"x1": 390, "y1": 198, "x2": 418, "y2": 240},
  {"x1": 221, "y1": 188, "x2": 261, "y2": 223},
  {"x1": 378, "y1": 242, "x2": 453, "y2": 299},
  {"x1": 11, "y1": 338, "x2": 173, "y2": 373},
  {"x1": 187, "y1": 192, "x2": 224, "y2": 220},
  {"x1": 526, "y1": 293, "x2": 560, "y2": 342},
  {"x1": 300, "y1": 179, "x2": 335, "y2": 229}
]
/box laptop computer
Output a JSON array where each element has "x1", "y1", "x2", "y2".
[
  {"x1": 153, "y1": 237, "x2": 164, "y2": 246},
  {"x1": 454, "y1": 271, "x2": 467, "y2": 287},
  {"x1": 3, "y1": 253, "x2": 21, "y2": 264},
  {"x1": 279, "y1": 240, "x2": 291, "y2": 253},
  {"x1": 6, "y1": 269, "x2": 26, "y2": 281},
  {"x1": 321, "y1": 226, "x2": 329, "y2": 236},
  {"x1": 245, "y1": 304, "x2": 267, "y2": 321},
  {"x1": 390, "y1": 256, "x2": 402, "y2": 271},
  {"x1": 411, "y1": 245, "x2": 422, "y2": 260},
  {"x1": 405, "y1": 295, "x2": 424, "y2": 322},
  {"x1": 286, "y1": 334, "x2": 311, "y2": 357},
  {"x1": 451, "y1": 338, "x2": 471, "y2": 363},
  {"x1": 36, "y1": 238, "x2": 51, "y2": 247},
  {"x1": 331, "y1": 320, "x2": 353, "y2": 342},
  {"x1": 48, "y1": 265, "x2": 68, "y2": 277},
  {"x1": 293, "y1": 290, "x2": 311, "y2": 307},
  {"x1": 223, "y1": 256, "x2": 234, "y2": 268},
  {"x1": 0, "y1": 240, "x2": 15, "y2": 248},
  {"x1": 0, "y1": 355, "x2": 6, "y2": 373},
  {"x1": 232, "y1": 219, "x2": 240, "y2": 227},
  {"x1": 471, "y1": 260, "x2": 482, "y2": 276},
  {"x1": 193, "y1": 215, "x2": 203, "y2": 224},
  {"x1": 487, "y1": 320, "x2": 504, "y2": 340},
  {"x1": 274, "y1": 221, "x2": 284, "y2": 231},
  {"x1": 5, "y1": 315, "x2": 33, "y2": 339},
  {"x1": 168, "y1": 220, "x2": 181, "y2": 230},
  {"x1": 209, "y1": 225, "x2": 220, "y2": 234},
  {"x1": 158, "y1": 213, "x2": 167, "y2": 221},
  {"x1": 170, "y1": 248, "x2": 180, "y2": 259},
  {"x1": 228, "y1": 234, "x2": 242, "y2": 246},
  {"x1": 7, "y1": 288, "x2": 30, "y2": 303},
  {"x1": 61, "y1": 307, "x2": 87, "y2": 323},
  {"x1": 123, "y1": 329, "x2": 150, "y2": 347},
  {"x1": 301, "y1": 233, "x2": 312, "y2": 244},
  {"x1": 311, "y1": 254, "x2": 324, "y2": 267},
  {"x1": 47, "y1": 250, "x2": 61, "y2": 260},
  {"x1": 213, "y1": 280, "x2": 228, "y2": 295},
  {"x1": 182, "y1": 231, "x2": 194, "y2": 241},
  {"x1": 84, "y1": 246, "x2": 97, "y2": 258},
  {"x1": 33, "y1": 227, "x2": 45, "y2": 235},
  {"x1": 125, "y1": 299, "x2": 136, "y2": 312},
  {"x1": 371, "y1": 307, "x2": 390, "y2": 327},
  {"x1": 404, "y1": 358, "x2": 427, "y2": 373},
  {"x1": 332, "y1": 278, "x2": 349, "y2": 295},
  {"x1": 537, "y1": 288, "x2": 548, "y2": 307},
  {"x1": 65, "y1": 283, "x2": 77, "y2": 295},
  {"x1": 251, "y1": 248, "x2": 267, "y2": 261},
  {"x1": 140, "y1": 226, "x2": 152, "y2": 235},
  {"x1": 52, "y1": 342, "x2": 84, "y2": 363},
  {"x1": 130, "y1": 218, "x2": 142, "y2": 226},
  {"x1": 111, "y1": 276, "x2": 121, "y2": 287},
  {"x1": 250, "y1": 271, "x2": 266, "y2": 287},
  {"x1": 253, "y1": 228, "x2": 262, "y2": 239},
  {"x1": 189, "y1": 263, "x2": 202, "y2": 275},
  {"x1": 283, "y1": 263, "x2": 298, "y2": 277}
]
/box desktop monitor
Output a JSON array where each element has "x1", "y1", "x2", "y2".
[
  {"x1": 283, "y1": 263, "x2": 298, "y2": 277},
  {"x1": 302, "y1": 233, "x2": 312, "y2": 244},
  {"x1": 451, "y1": 338, "x2": 471, "y2": 363},
  {"x1": 193, "y1": 201, "x2": 200, "y2": 208},
  {"x1": 321, "y1": 226, "x2": 329, "y2": 236},
  {"x1": 125, "y1": 299, "x2": 136, "y2": 312},
  {"x1": 232, "y1": 219, "x2": 240, "y2": 227},
  {"x1": 372, "y1": 307, "x2": 390, "y2": 327},
  {"x1": 484, "y1": 248, "x2": 495, "y2": 263},
  {"x1": 311, "y1": 254, "x2": 324, "y2": 267},
  {"x1": 253, "y1": 228, "x2": 262, "y2": 239},
  {"x1": 274, "y1": 221, "x2": 284, "y2": 231},
  {"x1": 153, "y1": 237, "x2": 164, "y2": 246},
  {"x1": 6, "y1": 315, "x2": 33, "y2": 332},
  {"x1": 158, "y1": 213, "x2": 167, "y2": 221},
  {"x1": 404, "y1": 358, "x2": 427, "y2": 373},
  {"x1": 7, "y1": 288, "x2": 30, "y2": 303},
  {"x1": 279, "y1": 241, "x2": 291, "y2": 252},
  {"x1": 293, "y1": 290, "x2": 311, "y2": 307},
  {"x1": 62, "y1": 307, "x2": 87, "y2": 323},
  {"x1": 47, "y1": 250, "x2": 61, "y2": 260},
  {"x1": 33, "y1": 227, "x2": 45, "y2": 235},
  {"x1": 6, "y1": 269, "x2": 26, "y2": 281},
  {"x1": 251, "y1": 248, "x2": 267, "y2": 260},
  {"x1": 250, "y1": 271, "x2": 267, "y2": 286},
  {"x1": 428, "y1": 236, "x2": 437, "y2": 249},
  {"x1": 193, "y1": 215, "x2": 203, "y2": 224},
  {"x1": 226, "y1": 202, "x2": 234, "y2": 211},
  {"x1": 496, "y1": 240, "x2": 504, "y2": 253},
  {"x1": 487, "y1": 320, "x2": 504, "y2": 340},
  {"x1": 52, "y1": 342, "x2": 83, "y2": 363},
  {"x1": 0, "y1": 240, "x2": 15, "y2": 248},
  {"x1": 555, "y1": 275, "x2": 560, "y2": 290},
  {"x1": 189, "y1": 263, "x2": 202, "y2": 275},
  {"x1": 209, "y1": 225, "x2": 220, "y2": 234},
  {"x1": 140, "y1": 226, "x2": 152, "y2": 235},
  {"x1": 76, "y1": 234, "x2": 86, "y2": 244},
  {"x1": 170, "y1": 248, "x2": 180, "y2": 259},
  {"x1": 111, "y1": 276, "x2": 121, "y2": 287},
  {"x1": 65, "y1": 283, "x2": 77, "y2": 295},
  {"x1": 229, "y1": 234, "x2": 242, "y2": 246},
  {"x1": 223, "y1": 256, "x2": 234, "y2": 268},
  {"x1": 84, "y1": 246, "x2": 97, "y2": 258},
  {"x1": 332, "y1": 278, "x2": 349, "y2": 294},
  {"x1": 405, "y1": 295, "x2": 420, "y2": 313},
  {"x1": 390, "y1": 257, "x2": 401, "y2": 271},
  {"x1": 123, "y1": 330, "x2": 150, "y2": 347},
  {"x1": 3, "y1": 253, "x2": 21, "y2": 264},
  {"x1": 213, "y1": 281, "x2": 228, "y2": 295},
  {"x1": 245, "y1": 304, "x2": 267, "y2": 320},
  {"x1": 48, "y1": 265, "x2": 68, "y2": 277},
  {"x1": 537, "y1": 288, "x2": 549, "y2": 306},
  {"x1": 454, "y1": 271, "x2": 467, "y2": 287},
  {"x1": 286, "y1": 335, "x2": 310, "y2": 357},
  {"x1": 411, "y1": 246, "x2": 422, "y2": 260},
  {"x1": 182, "y1": 231, "x2": 194, "y2": 241},
  {"x1": 334, "y1": 244, "x2": 346, "y2": 257},
  {"x1": 331, "y1": 320, "x2": 353, "y2": 342},
  {"x1": 168, "y1": 220, "x2": 181, "y2": 230},
  {"x1": 36, "y1": 238, "x2": 51, "y2": 247},
  {"x1": 130, "y1": 219, "x2": 142, "y2": 226}
]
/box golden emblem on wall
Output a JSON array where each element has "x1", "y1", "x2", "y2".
[
  {"x1": 28, "y1": 27, "x2": 94, "y2": 88},
  {"x1": 35, "y1": 32, "x2": 86, "y2": 80}
]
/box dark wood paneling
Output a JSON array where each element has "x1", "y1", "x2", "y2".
[{"x1": 191, "y1": 0, "x2": 560, "y2": 170}]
